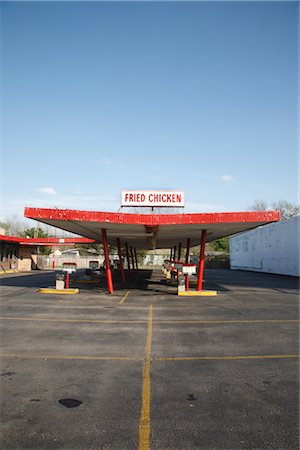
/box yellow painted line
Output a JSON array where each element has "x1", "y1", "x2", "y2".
[
  {"x1": 119, "y1": 289, "x2": 131, "y2": 305},
  {"x1": 156, "y1": 355, "x2": 300, "y2": 361},
  {"x1": 138, "y1": 304, "x2": 153, "y2": 450},
  {"x1": 0, "y1": 316, "x2": 300, "y2": 325},
  {"x1": 0, "y1": 353, "x2": 143, "y2": 361},
  {"x1": 0, "y1": 317, "x2": 298, "y2": 326},
  {"x1": 155, "y1": 319, "x2": 300, "y2": 324},
  {"x1": 39, "y1": 288, "x2": 79, "y2": 295},
  {"x1": 0, "y1": 316, "x2": 146, "y2": 324},
  {"x1": 178, "y1": 290, "x2": 218, "y2": 296}
]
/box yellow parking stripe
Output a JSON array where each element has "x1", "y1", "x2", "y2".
[
  {"x1": 0, "y1": 353, "x2": 143, "y2": 361},
  {"x1": 119, "y1": 290, "x2": 131, "y2": 305},
  {"x1": 0, "y1": 316, "x2": 145, "y2": 324},
  {"x1": 138, "y1": 305, "x2": 153, "y2": 450},
  {"x1": 156, "y1": 355, "x2": 299, "y2": 361},
  {"x1": 156, "y1": 319, "x2": 299, "y2": 324},
  {"x1": 1, "y1": 317, "x2": 297, "y2": 325}
]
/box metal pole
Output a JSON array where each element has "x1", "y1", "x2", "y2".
[
  {"x1": 170, "y1": 248, "x2": 173, "y2": 261},
  {"x1": 173, "y1": 246, "x2": 177, "y2": 261},
  {"x1": 178, "y1": 242, "x2": 182, "y2": 261},
  {"x1": 102, "y1": 228, "x2": 114, "y2": 294},
  {"x1": 185, "y1": 238, "x2": 191, "y2": 291},
  {"x1": 134, "y1": 248, "x2": 138, "y2": 270},
  {"x1": 197, "y1": 230, "x2": 206, "y2": 291},
  {"x1": 117, "y1": 238, "x2": 125, "y2": 284},
  {"x1": 125, "y1": 242, "x2": 131, "y2": 271},
  {"x1": 130, "y1": 246, "x2": 135, "y2": 270}
]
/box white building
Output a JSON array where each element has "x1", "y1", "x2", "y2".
[{"x1": 229, "y1": 216, "x2": 299, "y2": 277}]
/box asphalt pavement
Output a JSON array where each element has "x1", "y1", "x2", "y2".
[{"x1": 0, "y1": 269, "x2": 299, "y2": 450}]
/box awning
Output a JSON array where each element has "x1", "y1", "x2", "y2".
[{"x1": 24, "y1": 208, "x2": 280, "y2": 250}]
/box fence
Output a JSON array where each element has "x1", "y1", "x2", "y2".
[
  {"x1": 36, "y1": 255, "x2": 105, "y2": 270},
  {"x1": 36, "y1": 253, "x2": 230, "y2": 271}
]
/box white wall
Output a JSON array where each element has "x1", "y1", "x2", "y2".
[{"x1": 229, "y1": 216, "x2": 300, "y2": 277}]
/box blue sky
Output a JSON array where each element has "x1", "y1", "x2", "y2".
[{"x1": 1, "y1": 0, "x2": 299, "y2": 221}]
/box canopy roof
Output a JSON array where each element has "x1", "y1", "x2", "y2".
[
  {"x1": 0, "y1": 235, "x2": 95, "y2": 246},
  {"x1": 24, "y1": 207, "x2": 280, "y2": 250}
]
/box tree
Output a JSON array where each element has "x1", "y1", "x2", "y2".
[
  {"x1": 0, "y1": 214, "x2": 28, "y2": 236},
  {"x1": 248, "y1": 200, "x2": 268, "y2": 211},
  {"x1": 74, "y1": 243, "x2": 103, "y2": 254},
  {"x1": 135, "y1": 248, "x2": 148, "y2": 264},
  {"x1": 210, "y1": 237, "x2": 229, "y2": 253},
  {"x1": 271, "y1": 200, "x2": 300, "y2": 221},
  {"x1": 21, "y1": 227, "x2": 52, "y2": 255},
  {"x1": 248, "y1": 199, "x2": 300, "y2": 220},
  {"x1": 21, "y1": 227, "x2": 49, "y2": 239}
]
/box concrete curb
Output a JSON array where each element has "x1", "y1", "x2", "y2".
[
  {"x1": 39, "y1": 288, "x2": 79, "y2": 295},
  {"x1": 178, "y1": 290, "x2": 218, "y2": 297}
]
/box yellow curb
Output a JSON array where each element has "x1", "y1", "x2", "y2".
[
  {"x1": 39, "y1": 288, "x2": 79, "y2": 295},
  {"x1": 2, "y1": 269, "x2": 18, "y2": 274},
  {"x1": 178, "y1": 290, "x2": 218, "y2": 297}
]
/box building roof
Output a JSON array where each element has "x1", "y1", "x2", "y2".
[
  {"x1": 0, "y1": 235, "x2": 95, "y2": 246},
  {"x1": 24, "y1": 207, "x2": 280, "y2": 250}
]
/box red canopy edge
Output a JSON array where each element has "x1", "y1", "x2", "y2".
[
  {"x1": 0, "y1": 235, "x2": 95, "y2": 245},
  {"x1": 24, "y1": 207, "x2": 281, "y2": 226}
]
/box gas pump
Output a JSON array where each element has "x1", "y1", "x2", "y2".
[
  {"x1": 180, "y1": 264, "x2": 197, "y2": 292},
  {"x1": 59, "y1": 262, "x2": 77, "y2": 289}
]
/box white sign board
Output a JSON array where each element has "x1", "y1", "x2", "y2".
[
  {"x1": 62, "y1": 262, "x2": 77, "y2": 274},
  {"x1": 182, "y1": 264, "x2": 197, "y2": 275},
  {"x1": 121, "y1": 191, "x2": 184, "y2": 208}
]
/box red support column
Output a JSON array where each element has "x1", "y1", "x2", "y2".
[
  {"x1": 102, "y1": 228, "x2": 114, "y2": 294},
  {"x1": 65, "y1": 273, "x2": 70, "y2": 289},
  {"x1": 185, "y1": 238, "x2": 191, "y2": 291},
  {"x1": 117, "y1": 238, "x2": 125, "y2": 284},
  {"x1": 134, "y1": 248, "x2": 138, "y2": 270},
  {"x1": 130, "y1": 246, "x2": 135, "y2": 270},
  {"x1": 125, "y1": 242, "x2": 131, "y2": 271},
  {"x1": 197, "y1": 230, "x2": 206, "y2": 291},
  {"x1": 178, "y1": 242, "x2": 182, "y2": 261}
]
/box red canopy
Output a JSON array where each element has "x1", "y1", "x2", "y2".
[{"x1": 24, "y1": 207, "x2": 280, "y2": 250}]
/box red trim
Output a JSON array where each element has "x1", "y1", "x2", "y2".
[
  {"x1": 0, "y1": 235, "x2": 22, "y2": 243},
  {"x1": 19, "y1": 237, "x2": 95, "y2": 245},
  {"x1": 0, "y1": 235, "x2": 95, "y2": 245},
  {"x1": 24, "y1": 207, "x2": 281, "y2": 226}
]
